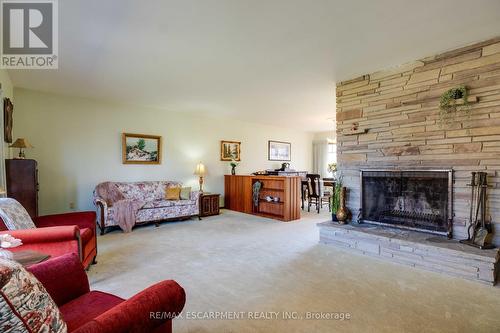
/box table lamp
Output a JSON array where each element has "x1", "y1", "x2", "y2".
[
  {"x1": 9, "y1": 138, "x2": 33, "y2": 159},
  {"x1": 194, "y1": 162, "x2": 206, "y2": 192}
]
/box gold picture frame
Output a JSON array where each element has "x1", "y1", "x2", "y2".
[
  {"x1": 220, "y1": 140, "x2": 241, "y2": 161},
  {"x1": 122, "y1": 133, "x2": 162, "y2": 164}
]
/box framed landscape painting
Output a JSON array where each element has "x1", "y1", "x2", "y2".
[
  {"x1": 268, "y1": 140, "x2": 291, "y2": 161},
  {"x1": 220, "y1": 140, "x2": 241, "y2": 161},
  {"x1": 122, "y1": 133, "x2": 162, "y2": 164}
]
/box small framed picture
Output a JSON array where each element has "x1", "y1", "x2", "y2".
[
  {"x1": 220, "y1": 140, "x2": 241, "y2": 161},
  {"x1": 268, "y1": 140, "x2": 291, "y2": 161},
  {"x1": 122, "y1": 133, "x2": 162, "y2": 164},
  {"x1": 4, "y1": 98, "x2": 13, "y2": 143}
]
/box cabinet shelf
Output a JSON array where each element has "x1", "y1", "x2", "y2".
[
  {"x1": 259, "y1": 199, "x2": 284, "y2": 205},
  {"x1": 260, "y1": 188, "x2": 284, "y2": 192}
]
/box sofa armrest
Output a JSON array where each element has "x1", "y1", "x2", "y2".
[
  {"x1": 94, "y1": 199, "x2": 108, "y2": 231},
  {"x1": 34, "y1": 211, "x2": 96, "y2": 231},
  {"x1": 28, "y1": 253, "x2": 90, "y2": 307},
  {"x1": 0, "y1": 226, "x2": 80, "y2": 244},
  {"x1": 74, "y1": 280, "x2": 186, "y2": 333},
  {"x1": 190, "y1": 190, "x2": 201, "y2": 204}
]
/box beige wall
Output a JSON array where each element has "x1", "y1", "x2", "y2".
[
  {"x1": 336, "y1": 36, "x2": 500, "y2": 245},
  {"x1": 14, "y1": 88, "x2": 313, "y2": 214},
  {"x1": 0, "y1": 70, "x2": 13, "y2": 99}
]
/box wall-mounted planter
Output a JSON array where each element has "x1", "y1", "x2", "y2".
[{"x1": 444, "y1": 96, "x2": 478, "y2": 107}]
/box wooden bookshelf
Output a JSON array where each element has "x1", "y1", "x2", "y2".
[{"x1": 224, "y1": 175, "x2": 301, "y2": 221}]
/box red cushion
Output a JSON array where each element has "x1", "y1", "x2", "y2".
[{"x1": 60, "y1": 291, "x2": 124, "y2": 332}]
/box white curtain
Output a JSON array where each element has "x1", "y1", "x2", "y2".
[{"x1": 312, "y1": 141, "x2": 328, "y2": 177}]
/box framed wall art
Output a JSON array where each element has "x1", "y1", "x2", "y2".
[
  {"x1": 122, "y1": 133, "x2": 162, "y2": 164},
  {"x1": 4, "y1": 98, "x2": 13, "y2": 143},
  {"x1": 268, "y1": 140, "x2": 291, "y2": 161},
  {"x1": 220, "y1": 140, "x2": 241, "y2": 161}
]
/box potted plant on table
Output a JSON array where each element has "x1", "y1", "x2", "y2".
[{"x1": 229, "y1": 159, "x2": 239, "y2": 175}]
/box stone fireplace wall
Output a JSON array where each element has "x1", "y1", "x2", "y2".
[{"x1": 336, "y1": 36, "x2": 500, "y2": 245}]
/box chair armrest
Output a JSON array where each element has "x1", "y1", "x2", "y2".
[
  {"x1": 0, "y1": 226, "x2": 80, "y2": 243},
  {"x1": 27, "y1": 253, "x2": 90, "y2": 307},
  {"x1": 34, "y1": 211, "x2": 96, "y2": 231},
  {"x1": 74, "y1": 280, "x2": 186, "y2": 333}
]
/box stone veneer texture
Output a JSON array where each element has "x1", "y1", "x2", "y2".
[{"x1": 336, "y1": 36, "x2": 500, "y2": 246}]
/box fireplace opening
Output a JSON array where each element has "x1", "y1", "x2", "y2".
[{"x1": 360, "y1": 170, "x2": 453, "y2": 237}]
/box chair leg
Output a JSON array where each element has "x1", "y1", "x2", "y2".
[
  {"x1": 308, "y1": 200, "x2": 311, "y2": 212},
  {"x1": 92, "y1": 256, "x2": 97, "y2": 265}
]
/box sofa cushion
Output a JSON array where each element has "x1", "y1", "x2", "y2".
[
  {"x1": 59, "y1": 291, "x2": 124, "y2": 332},
  {"x1": 142, "y1": 199, "x2": 195, "y2": 209},
  {"x1": 165, "y1": 187, "x2": 181, "y2": 200},
  {"x1": 0, "y1": 198, "x2": 36, "y2": 230},
  {"x1": 0, "y1": 258, "x2": 67, "y2": 333},
  {"x1": 180, "y1": 187, "x2": 191, "y2": 200}
]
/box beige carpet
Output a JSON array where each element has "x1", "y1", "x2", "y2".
[{"x1": 88, "y1": 210, "x2": 500, "y2": 333}]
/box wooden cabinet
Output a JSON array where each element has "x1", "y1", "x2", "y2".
[
  {"x1": 224, "y1": 175, "x2": 301, "y2": 221},
  {"x1": 200, "y1": 193, "x2": 220, "y2": 217},
  {"x1": 5, "y1": 159, "x2": 39, "y2": 218}
]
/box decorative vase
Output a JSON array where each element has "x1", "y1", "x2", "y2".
[
  {"x1": 231, "y1": 166, "x2": 236, "y2": 175},
  {"x1": 336, "y1": 187, "x2": 349, "y2": 224}
]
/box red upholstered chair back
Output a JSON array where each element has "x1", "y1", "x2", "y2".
[{"x1": 0, "y1": 217, "x2": 8, "y2": 231}]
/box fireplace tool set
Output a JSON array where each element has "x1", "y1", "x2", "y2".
[{"x1": 460, "y1": 172, "x2": 495, "y2": 249}]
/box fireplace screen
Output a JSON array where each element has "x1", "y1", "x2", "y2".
[{"x1": 360, "y1": 170, "x2": 452, "y2": 236}]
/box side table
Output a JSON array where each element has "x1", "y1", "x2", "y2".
[{"x1": 200, "y1": 193, "x2": 220, "y2": 218}]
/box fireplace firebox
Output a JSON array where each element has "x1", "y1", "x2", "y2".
[{"x1": 359, "y1": 170, "x2": 453, "y2": 237}]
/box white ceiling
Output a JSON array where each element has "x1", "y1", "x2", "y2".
[{"x1": 8, "y1": 0, "x2": 500, "y2": 131}]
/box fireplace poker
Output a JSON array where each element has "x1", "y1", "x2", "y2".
[
  {"x1": 466, "y1": 172, "x2": 476, "y2": 240},
  {"x1": 474, "y1": 173, "x2": 491, "y2": 247}
]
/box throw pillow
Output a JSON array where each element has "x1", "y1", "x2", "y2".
[
  {"x1": 179, "y1": 187, "x2": 191, "y2": 200},
  {"x1": 165, "y1": 187, "x2": 181, "y2": 200},
  {"x1": 0, "y1": 258, "x2": 67, "y2": 333},
  {"x1": 0, "y1": 198, "x2": 36, "y2": 230}
]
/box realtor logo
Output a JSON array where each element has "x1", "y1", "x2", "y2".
[{"x1": 1, "y1": 0, "x2": 58, "y2": 69}]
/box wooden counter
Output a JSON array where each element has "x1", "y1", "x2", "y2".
[{"x1": 224, "y1": 175, "x2": 301, "y2": 221}]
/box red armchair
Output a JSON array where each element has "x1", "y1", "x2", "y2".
[
  {"x1": 28, "y1": 254, "x2": 186, "y2": 333},
  {"x1": 0, "y1": 211, "x2": 97, "y2": 268}
]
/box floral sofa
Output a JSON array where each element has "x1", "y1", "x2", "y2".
[{"x1": 94, "y1": 181, "x2": 200, "y2": 234}]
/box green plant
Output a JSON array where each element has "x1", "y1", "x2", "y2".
[
  {"x1": 327, "y1": 162, "x2": 337, "y2": 175},
  {"x1": 439, "y1": 85, "x2": 470, "y2": 125},
  {"x1": 137, "y1": 139, "x2": 146, "y2": 151},
  {"x1": 330, "y1": 175, "x2": 343, "y2": 214}
]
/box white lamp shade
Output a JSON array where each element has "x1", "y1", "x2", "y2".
[{"x1": 194, "y1": 162, "x2": 206, "y2": 176}]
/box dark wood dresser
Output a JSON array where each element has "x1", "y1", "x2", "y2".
[
  {"x1": 200, "y1": 193, "x2": 220, "y2": 217},
  {"x1": 5, "y1": 159, "x2": 39, "y2": 217}
]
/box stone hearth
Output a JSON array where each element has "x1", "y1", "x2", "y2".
[{"x1": 318, "y1": 222, "x2": 499, "y2": 285}]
